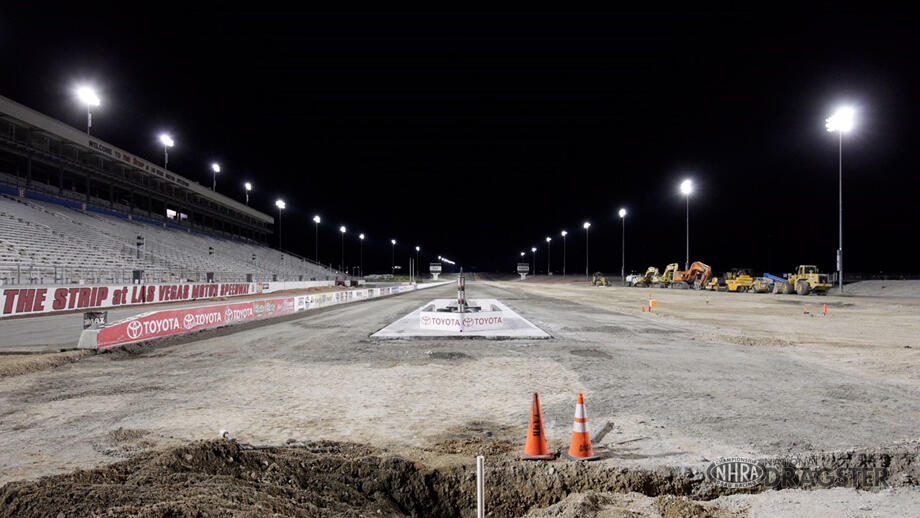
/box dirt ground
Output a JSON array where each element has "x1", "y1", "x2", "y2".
[{"x1": 1, "y1": 279, "x2": 919, "y2": 516}]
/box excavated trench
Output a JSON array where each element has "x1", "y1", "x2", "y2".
[{"x1": 1, "y1": 439, "x2": 918, "y2": 517}]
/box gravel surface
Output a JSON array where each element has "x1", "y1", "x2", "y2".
[{"x1": 1, "y1": 279, "x2": 919, "y2": 515}]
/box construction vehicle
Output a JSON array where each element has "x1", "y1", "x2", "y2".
[
  {"x1": 671, "y1": 261, "x2": 713, "y2": 289},
  {"x1": 629, "y1": 266, "x2": 659, "y2": 287},
  {"x1": 750, "y1": 277, "x2": 773, "y2": 293},
  {"x1": 655, "y1": 263, "x2": 679, "y2": 287},
  {"x1": 592, "y1": 272, "x2": 611, "y2": 287},
  {"x1": 773, "y1": 265, "x2": 833, "y2": 295},
  {"x1": 724, "y1": 268, "x2": 755, "y2": 293}
]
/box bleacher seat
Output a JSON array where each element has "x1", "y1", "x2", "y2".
[{"x1": 0, "y1": 194, "x2": 340, "y2": 285}]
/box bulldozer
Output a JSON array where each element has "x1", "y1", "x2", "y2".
[
  {"x1": 592, "y1": 272, "x2": 611, "y2": 287},
  {"x1": 773, "y1": 265, "x2": 833, "y2": 295},
  {"x1": 671, "y1": 261, "x2": 712, "y2": 289}
]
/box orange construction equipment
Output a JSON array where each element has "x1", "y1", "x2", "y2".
[
  {"x1": 672, "y1": 261, "x2": 713, "y2": 289},
  {"x1": 567, "y1": 393, "x2": 600, "y2": 461},
  {"x1": 521, "y1": 393, "x2": 558, "y2": 460}
]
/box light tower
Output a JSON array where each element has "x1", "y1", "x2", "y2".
[
  {"x1": 583, "y1": 222, "x2": 591, "y2": 279},
  {"x1": 825, "y1": 106, "x2": 855, "y2": 292},
  {"x1": 680, "y1": 179, "x2": 692, "y2": 270},
  {"x1": 211, "y1": 162, "x2": 220, "y2": 191},
  {"x1": 75, "y1": 86, "x2": 100, "y2": 135},
  {"x1": 159, "y1": 133, "x2": 174, "y2": 168},
  {"x1": 618, "y1": 208, "x2": 627, "y2": 285}
]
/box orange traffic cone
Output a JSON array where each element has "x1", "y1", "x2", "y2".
[
  {"x1": 649, "y1": 299, "x2": 658, "y2": 309},
  {"x1": 642, "y1": 306, "x2": 647, "y2": 312},
  {"x1": 823, "y1": 304, "x2": 828, "y2": 316},
  {"x1": 802, "y1": 306, "x2": 810, "y2": 315},
  {"x1": 521, "y1": 393, "x2": 558, "y2": 460},
  {"x1": 567, "y1": 393, "x2": 600, "y2": 461}
]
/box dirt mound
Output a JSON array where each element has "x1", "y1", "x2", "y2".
[
  {"x1": 0, "y1": 351, "x2": 90, "y2": 378},
  {"x1": 0, "y1": 439, "x2": 699, "y2": 517},
  {"x1": 4, "y1": 438, "x2": 916, "y2": 517},
  {"x1": 844, "y1": 280, "x2": 920, "y2": 298}
]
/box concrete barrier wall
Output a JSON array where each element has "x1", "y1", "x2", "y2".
[
  {"x1": 78, "y1": 281, "x2": 450, "y2": 350},
  {"x1": 0, "y1": 280, "x2": 337, "y2": 319}
]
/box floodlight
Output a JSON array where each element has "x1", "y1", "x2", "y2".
[
  {"x1": 76, "y1": 86, "x2": 100, "y2": 107},
  {"x1": 826, "y1": 106, "x2": 855, "y2": 133}
]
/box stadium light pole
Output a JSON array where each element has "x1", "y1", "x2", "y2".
[
  {"x1": 826, "y1": 106, "x2": 855, "y2": 293},
  {"x1": 415, "y1": 246, "x2": 420, "y2": 280},
  {"x1": 545, "y1": 237, "x2": 552, "y2": 275},
  {"x1": 75, "y1": 86, "x2": 100, "y2": 135},
  {"x1": 339, "y1": 226, "x2": 346, "y2": 272},
  {"x1": 531, "y1": 247, "x2": 537, "y2": 276},
  {"x1": 583, "y1": 222, "x2": 591, "y2": 279},
  {"x1": 159, "y1": 134, "x2": 174, "y2": 168},
  {"x1": 561, "y1": 230, "x2": 568, "y2": 277},
  {"x1": 275, "y1": 199, "x2": 286, "y2": 249},
  {"x1": 244, "y1": 182, "x2": 252, "y2": 205},
  {"x1": 680, "y1": 179, "x2": 692, "y2": 270},
  {"x1": 391, "y1": 239, "x2": 397, "y2": 276},
  {"x1": 619, "y1": 208, "x2": 627, "y2": 285},
  {"x1": 312, "y1": 215, "x2": 321, "y2": 262},
  {"x1": 211, "y1": 162, "x2": 220, "y2": 191},
  {"x1": 359, "y1": 233, "x2": 365, "y2": 276}
]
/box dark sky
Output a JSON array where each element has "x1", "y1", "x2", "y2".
[{"x1": 1, "y1": 6, "x2": 917, "y2": 275}]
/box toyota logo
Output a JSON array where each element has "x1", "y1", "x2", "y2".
[
  {"x1": 421, "y1": 316, "x2": 431, "y2": 324},
  {"x1": 183, "y1": 314, "x2": 196, "y2": 329},
  {"x1": 126, "y1": 320, "x2": 143, "y2": 339},
  {"x1": 225, "y1": 308, "x2": 233, "y2": 321}
]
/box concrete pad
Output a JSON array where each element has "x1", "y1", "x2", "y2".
[{"x1": 371, "y1": 298, "x2": 551, "y2": 339}]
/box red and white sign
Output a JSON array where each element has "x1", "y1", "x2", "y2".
[
  {"x1": 0, "y1": 280, "x2": 331, "y2": 318},
  {"x1": 77, "y1": 281, "x2": 449, "y2": 350},
  {"x1": 419, "y1": 310, "x2": 506, "y2": 332},
  {"x1": 92, "y1": 297, "x2": 295, "y2": 349}
]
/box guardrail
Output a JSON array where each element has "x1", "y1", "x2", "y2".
[{"x1": 78, "y1": 281, "x2": 451, "y2": 350}]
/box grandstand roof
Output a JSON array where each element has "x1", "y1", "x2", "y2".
[{"x1": 0, "y1": 94, "x2": 272, "y2": 225}]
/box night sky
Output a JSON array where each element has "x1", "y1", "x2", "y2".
[{"x1": 1, "y1": 6, "x2": 917, "y2": 276}]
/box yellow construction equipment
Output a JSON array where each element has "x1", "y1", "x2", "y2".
[
  {"x1": 724, "y1": 268, "x2": 755, "y2": 293},
  {"x1": 629, "y1": 266, "x2": 658, "y2": 287},
  {"x1": 592, "y1": 272, "x2": 611, "y2": 287},
  {"x1": 655, "y1": 263, "x2": 679, "y2": 287},
  {"x1": 774, "y1": 265, "x2": 833, "y2": 295}
]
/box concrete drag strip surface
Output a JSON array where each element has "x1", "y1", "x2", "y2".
[{"x1": 2, "y1": 280, "x2": 920, "y2": 513}]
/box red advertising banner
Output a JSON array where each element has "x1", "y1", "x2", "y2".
[{"x1": 95, "y1": 297, "x2": 295, "y2": 349}]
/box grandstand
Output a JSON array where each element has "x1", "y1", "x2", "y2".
[
  {"x1": 0, "y1": 189, "x2": 339, "y2": 285},
  {"x1": 0, "y1": 94, "x2": 342, "y2": 286}
]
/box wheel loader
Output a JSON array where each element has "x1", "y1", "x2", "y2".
[{"x1": 773, "y1": 265, "x2": 833, "y2": 295}]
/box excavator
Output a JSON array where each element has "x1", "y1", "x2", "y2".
[
  {"x1": 655, "y1": 263, "x2": 679, "y2": 287},
  {"x1": 671, "y1": 261, "x2": 712, "y2": 289},
  {"x1": 629, "y1": 266, "x2": 659, "y2": 287}
]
